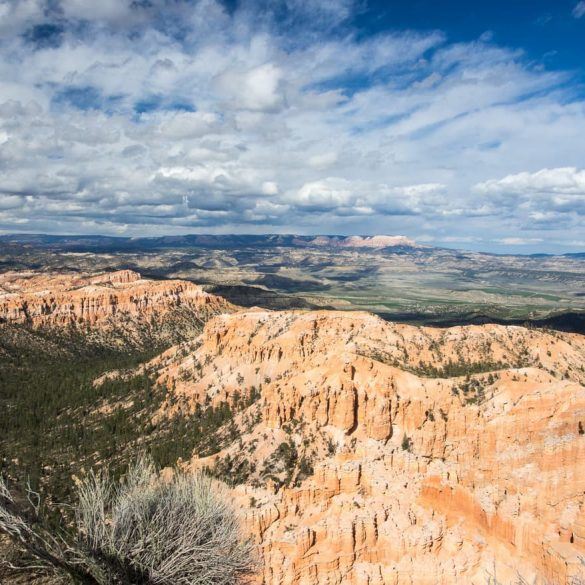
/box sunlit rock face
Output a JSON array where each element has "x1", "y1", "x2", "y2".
[
  {"x1": 3, "y1": 267, "x2": 583, "y2": 584},
  {"x1": 0, "y1": 269, "x2": 234, "y2": 346},
  {"x1": 151, "y1": 309, "x2": 585, "y2": 585}
]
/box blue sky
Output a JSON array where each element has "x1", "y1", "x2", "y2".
[
  {"x1": 0, "y1": 0, "x2": 583, "y2": 253},
  {"x1": 358, "y1": 1, "x2": 585, "y2": 72}
]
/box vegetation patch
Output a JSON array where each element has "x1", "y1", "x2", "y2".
[
  {"x1": 0, "y1": 325, "x2": 259, "y2": 508},
  {"x1": 0, "y1": 456, "x2": 255, "y2": 584}
]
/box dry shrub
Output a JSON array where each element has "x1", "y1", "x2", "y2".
[{"x1": 0, "y1": 456, "x2": 256, "y2": 584}]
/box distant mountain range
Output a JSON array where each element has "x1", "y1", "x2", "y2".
[
  {"x1": 1, "y1": 233, "x2": 583, "y2": 257},
  {"x1": 0, "y1": 233, "x2": 420, "y2": 251}
]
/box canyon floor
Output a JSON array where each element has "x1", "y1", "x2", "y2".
[{"x1": 0, "y1": 266, "x2": 584, "y2": 584}]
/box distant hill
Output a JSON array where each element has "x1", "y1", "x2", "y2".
[
  {"x1": 2, "y1": 233, "x2": 583, "y2": 257},
  {"x1": 0, "y1": 233, "x2": 421, "y2": 251}
]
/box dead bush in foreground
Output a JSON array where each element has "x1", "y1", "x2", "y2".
[{"x1": 0, "y1": 456, "x2": 256, "y2": 584}]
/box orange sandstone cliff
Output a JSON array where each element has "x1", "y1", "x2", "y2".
[
  {"x1": 3, "y1": 269, "x2": 583, "y2": 584},
  {"x1": 147, "y1": 309, "x2": 585, "y2": 585},
  {"x1": 0, "y1": 269, "x2": 234, "y2": 347}
]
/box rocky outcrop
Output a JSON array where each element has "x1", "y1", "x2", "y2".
[
  {"x1": 150, "y1": 310, "x2": 585, "y2": 584},
  {"x1": 0, "y1": 269, "x2": 234, "y2": 347},
  {"x1": 3, "y1": 268, "x2": 583, "y2": 583}
]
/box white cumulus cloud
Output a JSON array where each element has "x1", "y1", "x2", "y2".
[
  {"x1": 0, "y1": 0, "x2": 582, "y2": 251},
  {"x1": 475, "y1": 167, "x2": 585, "y2": 196}
]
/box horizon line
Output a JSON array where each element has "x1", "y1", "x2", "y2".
[{"x1": 0, "y1": 231, "x2": 583, "y2": 257}]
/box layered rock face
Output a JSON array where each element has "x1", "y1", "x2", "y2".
[
  {"x1": 3, "y1": 267, "x2": 581, "y2": 584},
  {"x1": 151, "y1": 310, "x2": 585, "y2": 584},
  {"x1": 0, "y1": 269, "x2": 234, "y2": 347}
]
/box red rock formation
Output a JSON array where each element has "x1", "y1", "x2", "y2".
[
  {"x1": 0, "y1": 269, "x2": 234, "y2": 346},
  {"x1": 294, "y1": 235, "x2": 418, "y2": 249},
  {"x1": 150, "y1": 309, "x2": 585, "y2": 584}
]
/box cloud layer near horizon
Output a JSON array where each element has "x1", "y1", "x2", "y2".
[{"x1": 0, "y1": 0, "x2": 584, "y2": 251}]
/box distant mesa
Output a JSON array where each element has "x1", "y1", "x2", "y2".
[{"x1": 296, "y1": 235, "x2": 418, "y2": 249}]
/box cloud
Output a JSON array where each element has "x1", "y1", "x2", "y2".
[
  {"x1": 295, "y1": 178, "x2": 354, "y2": 211},
  {"x1": 0, "y1": 0, "x2": 582, "y2": 251},
  {"x1": 474, "y1": 168, "x2": 585, "y2": 218},
  {"x1": 308, "y1": 152, "x2": 338, "y2": 169},
  {"x1": 215, "y1": 63, "x2": 286, "y2": 113},
  {"x1": 475, "y1": 167, "x2": 585, "y2": 197},
  {"x1": 473, "y1": 168, "x2": 585, "y2": 233},
  {"x1": 573, "y1": 2, "x2": 585, "y2": 18},
  {"x1": 496, "y1": 237, "x2": 543, "y2": 245},
  {"x1": 155, "y1": 111, "x2": 222, "y2": 139},
  {"x1": 0, "y1": 194, "x2": 24, "y2": 209},
  {"x1": 0, "y1": 0, "x2": 45, "y2": 38},
  {"x1": 292, "y1": 178, "x2": 446, "y2": 215},
  {"x1": 60, "y1": 0, "x2": 136, "y2": 23},
  {"x1": 155, "y1": 164, "x2": 267, "y2": 198}
]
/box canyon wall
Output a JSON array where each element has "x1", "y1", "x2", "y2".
[
  {"x1": 0, "y1": 269, "x2": 234, "y2": 347},
  {"x1": 151, "y1": 310, "x2": 585, "y2": 584},
  {"x1": 2, "y1": 269, "x2": 583, "y2": 583}
]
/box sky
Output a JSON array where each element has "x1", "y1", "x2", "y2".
[{"x1": 0, "y1": 0, "x2": 584, "y2": 253}]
